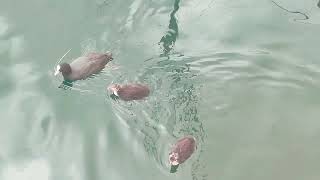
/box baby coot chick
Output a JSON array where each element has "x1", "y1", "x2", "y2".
[
  {"x1": 107, "y1": 83, "x2": 150, "y2": 101},
  {"x1": 169, "y1": 136, "x2": 197, "y2": 173},
  {"x1": 54, "y1": 52, "x2": 113, "y2": 81}
]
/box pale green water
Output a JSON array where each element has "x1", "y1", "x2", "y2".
[{"x1": 1, "y1": 0, "x2": 320, "y2": 179}]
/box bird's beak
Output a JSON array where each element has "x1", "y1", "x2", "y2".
[
  {"x1": 106, "y1": 51, "x2": 113, "y2": 61},
  {"x1": 107, "y1": 85, "x2": 118, "y2": 96},
  {"x1": 54, "y1": 65, "x2": 60, "y2": 76}
]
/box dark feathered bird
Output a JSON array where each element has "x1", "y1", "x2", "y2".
[
  {"x1": 54, "y1": 52, "x2": 113, "y2": 81},
  {"x1": 107, "y1": 83, "x2": 150, "y2": 101},
  {"x1": 169, "y1": 136, "x2": 196, "y2": 173}
]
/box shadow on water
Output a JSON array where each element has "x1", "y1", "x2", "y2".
[
  {"x1": 137, "y1": 56, "x2": 207, "y2": 178},
  {"x1": 159, "y1": 0, "x2": 180, "y2": 56},
  {"x1": 140, "y1": 0, "x2": 207, "y2": 178},
  {"x1": 58, "y1": 80, "x2": 73, "y2": 89},
  {"x1": 318, "y1": 0, "x2": 320, "y2": 8},
  {"x1": 108, "y1": 0, "x2": 207, "y2": 178}
]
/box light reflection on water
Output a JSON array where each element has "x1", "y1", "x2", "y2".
[{"x1": 1, "y1": 0, "x2": 320, "y2": 179}]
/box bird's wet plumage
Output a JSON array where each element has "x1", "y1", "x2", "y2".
[
  {"x1": 108, "y1": 83, "x2": 150, "y2": 101},
  {"x1": 55, "y1": 52, "x2": 113, "y2": 82},
  {"x1": 169, "y1": 136, "x2": 196, "y2": 173}
]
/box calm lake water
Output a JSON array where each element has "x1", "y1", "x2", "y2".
[{"x1": 1, "y1": 0, "x2": 320, "y2": 179}]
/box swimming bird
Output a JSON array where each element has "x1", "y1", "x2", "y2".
[
  {"x1": 54, "y1": 52, "x2": 113, "y2": 82},
  {"x1": 169, "y1": 136, "x2": 196, "y2": 173},
  {"x1": 107, "y1": 83, "x2": 150, "y2": 101}
]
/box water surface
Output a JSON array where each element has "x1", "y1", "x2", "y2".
[{"x1": 1, "y1": 0, "x2": 320, "y2": 179}]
